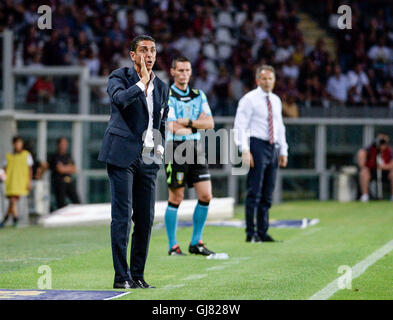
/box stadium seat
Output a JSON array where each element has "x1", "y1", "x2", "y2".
[
  {"x1": 234, "y1": 11, "x2": 247, "y2": 26},
  {"x1": 217, "y1": 44, "x2": 233, "y2": 60},
  {"x1": 202, "y1": 43, "x2": 217, "y2": 60},
  {"x1": 216, "y1": 11, "x2": 234, "y2": 28},
  {"x1": 215, "y1": 28, "x2": 234, "y2": 45}
]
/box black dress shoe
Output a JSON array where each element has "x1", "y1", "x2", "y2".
[
  {"x1": 133, "y1": 279, "x2": 156, "y2": 289},
  {"x1": 246, "y1": 235, "x2": 253, "y2": 242},
  {"x1": 254, "y1": 234, "x2": 263, "y2": 242},
  {"x1": 262, "y1": 234, "x2": 276, "y2": 242},
  {"x1": 113, "y1": 280, "x2": 138, "y2": 289},
  {"x1": 246, "y1": 235, "x2": 263, "y2": 242}
]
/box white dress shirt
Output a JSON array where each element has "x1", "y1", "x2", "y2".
[
  {"x1": 234, "y1": 86, "x2": 288, "y2": 156},
  {"x1": 136, "y1": 73, "x2": 164, "y2": 154},
  {"x1": 347, "y1": 70, "x2": 369, "y2": 103},
  {"x1": 326, "y1": 74, "x2": 349, "y2": 103}
]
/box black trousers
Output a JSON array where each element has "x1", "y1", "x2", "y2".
[
  {"x1": 53, "y1": 179, "x2": 80, "y2": 209},
  {"x1": 107, "y1": 153, "x2": 160, "y2": 283},
  {"x1": 245, "y1": 138, "x2": 279, "y2": 239}
]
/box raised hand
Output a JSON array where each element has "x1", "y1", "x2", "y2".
[{"x1": 140, "y1": 55, "x2": 150, "y2": 87}]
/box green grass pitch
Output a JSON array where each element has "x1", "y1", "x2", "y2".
[{"x1": 0, "y1": 201, "x2": 392, "y2": 300}]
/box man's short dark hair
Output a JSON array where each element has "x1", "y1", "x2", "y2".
[
  {"x1": 130, "y1": 35, "x2": 156, "y2": 52},
  {"x1": 12, "y1": 136, "x2": 23, "y2": 144},
  {"x1": 57, "y1": 137, "x2": 68, "y2": 145},
  {"x1": 171, "y1": 56, "x2": 191, "y2": 69}
]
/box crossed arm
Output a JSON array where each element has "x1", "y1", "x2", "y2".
[
  {"x1": 168, "y1": 112, "x2": 214, "y2": 134},
  {"x1": 56, "y1": 162, "x2": 77, "y2": 175}
]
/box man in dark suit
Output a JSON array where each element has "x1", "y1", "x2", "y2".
[{"x1": 98, "y1": 35, "x2": 169, "y2": 289}]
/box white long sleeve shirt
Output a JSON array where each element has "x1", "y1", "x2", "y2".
[
  {"x1": 233, "y1": 86, "x2": 288, "y2": 156},
  {"x1": 136, "y1": 72, "x2": 164, "y2": 154}
]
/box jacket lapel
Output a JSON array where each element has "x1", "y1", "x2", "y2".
[
  {"x1": 153, "y1": 78, "x2": 161, "y2": 129},
  {"x1": 127, "y1": 67, "x2": 148, "y2": 115}
]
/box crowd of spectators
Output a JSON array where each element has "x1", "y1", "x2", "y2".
[
  {"x1": 0, "y1": 0, "x2": 393, "y2": 117},
  {"x1": 306, "y1": 0, "x2": 393, "y2": 109}
]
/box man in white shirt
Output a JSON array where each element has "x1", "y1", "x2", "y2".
[
  {"x1": 326, "y1": 65, "x2": 349, "y2": 105},
  {"x1": 347, "y1": 63, "x2": 376, "y2": 105},
  {"x1": 234, "y1": 65, "x2": 288, "y2": 242}
]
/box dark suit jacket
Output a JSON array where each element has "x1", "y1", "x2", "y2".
[{"x1": 98, "y1": 67, "x2": 169, "y2": 168}]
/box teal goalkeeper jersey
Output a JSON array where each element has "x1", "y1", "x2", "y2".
[{"x1": 167, "y1": 84, "x2": 212, "y2": 141}]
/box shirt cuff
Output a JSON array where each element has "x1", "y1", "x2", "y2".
[
  {"x1": 157, "y1": 145, "x2": 164, "y2": 155},
  {"x1": 279, "y1": 148, "x2": 288, "y2": 157},
  {"x1": 240, "y1": 145, "x2": 250, "y2": 153},
  {"x1": 136, "y1": 81, "x2": 146, "y2": 92}
]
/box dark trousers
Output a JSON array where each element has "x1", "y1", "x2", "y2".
[
  {"x1": 53, "y1": 179, "x2": 80, "y2": 209},
  {"x1": 107, "y1": 153, "x2": 159, "y2": 283},
  {"x1": 245, "y1": 138, "x2": 279, "y2": 239}
]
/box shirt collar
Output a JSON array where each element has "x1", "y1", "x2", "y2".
[
  {"x1": 258, "y1": 86, "x2": 271, "y2": 98},
  {"x1": 171, "y1": 83, "x2": 190, "y2": 96}
]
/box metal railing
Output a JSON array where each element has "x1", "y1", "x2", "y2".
[{"x1": 1, "y1": 110, "x2": 393, "y2": 204}]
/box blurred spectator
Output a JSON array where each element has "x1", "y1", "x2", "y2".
[
  {"x1": 309, "y1": 38, "x2": 329, "y2": 68},
  {"x1": 304, "y1": 74, "x2": 325, "y2": 107},
  {"x1": 83, "y1": 48, "x2": 100, "y2": 76},
  {"x1": 347, "y1": 63, "x2": 376, "y2": 106},
  {"x1": 24, "y1": 141, "x2": 49, "y2": 181},
  {"x1": 326, "y1": 65, "x2": 349, "y2": 105},
  {"x1": 212, "y1": 66, "x2": 231, "y2": 115},
  {"x1": 368, "y1": 38, "x2": 390, "y2": 74},
  {"x1": 282, "y1": 57, "x2": 299, "y2": 80},
  {"x1": 254, "y1": 21, "x2": 270, "y2": 42},
  {"x1": 49, "y1": 137, "x2": 81, "y2": 210},
  {"x1": 229, "y1": 65, "x2": 245, "y2": 106},
  {"x1": 0, "y1": 136, "x2": 33, "y2": 228},
  {"x1": 194, "y1": 68, "x2": 216, "y2": 97},
  {"x1": 292, "y1": 43, "x2": 305, "y2": 66},
  {"x1": 2, "y1": 0, "x2": 392, "y2": 115},
  {"x1": 26, "y1": 76, "x2": 55, "y2": 104},
  {"x1": 378, "y1": 81, "x2": 393, "y2": 108},
  {"x1": 274, "y1": 38, "x2": 294, "y2": 64},
  {"x1": 64, "y1": 36, "x2": 79, "y2": 65},
  {"x1": 23, "y1": 25, "x2": 41, "y2": 65},
  {"x1": 94, "y1": 65, "x2": 111, "y2": 105},
  {"x1": 357, "y1": 133, "x2": 393, "y2": 202},
  {"x1": 282, "y1": 93, "x2": 299, "y2": 118},
  {"x1": 115, "y1": 46, "x2": 133, "y2": 69},
  {"x1": 0, "y1": 169, "x2": 6, "y2": 183},
  {"x1": 172, "y1": 29, "x2": 201, "y2": 65},
  {"x1": 42, "y1": 30, "x2": 64, "y2": 66}
]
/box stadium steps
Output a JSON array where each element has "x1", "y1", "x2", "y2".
[{"x1": 298, "y1": 12, "x2": 337, "y2": 60}]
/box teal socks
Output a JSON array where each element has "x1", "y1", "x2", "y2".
[
  {"x1": 190, "y1": 200, "x2": 210, "y2": 246},
  {"x1": 165, "y1": 202, "x2": 179, "y2": 250}
]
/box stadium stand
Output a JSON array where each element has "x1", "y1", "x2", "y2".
[{"x1": 1, "y1": 0, "x2": 392, "y2": 117}]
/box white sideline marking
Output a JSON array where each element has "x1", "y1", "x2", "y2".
[
  {"x1": 162, "y1": 284, "x2": 185, "y2": 290},
  {"x1": 206, "y1": 265, "x2": 227, "y2": 271},
  {"x1": 232, "y1": 257, "x2": 250, "y2": 261},
  {"x1": 181, "y1": 274, "x2": 207, "y2": 281},
  {"x1": 0, "y1": 257, "x2": 63, "y2": 262},
  {"x1": 104, "y1": 292, "x2": 131, "y2": 300},
  {"x1": 223, "y1": 261, "x2": 240, "y2": 265},
  {"x1": 309, "y1": 239, "x2": 393, "y2": 300}
]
